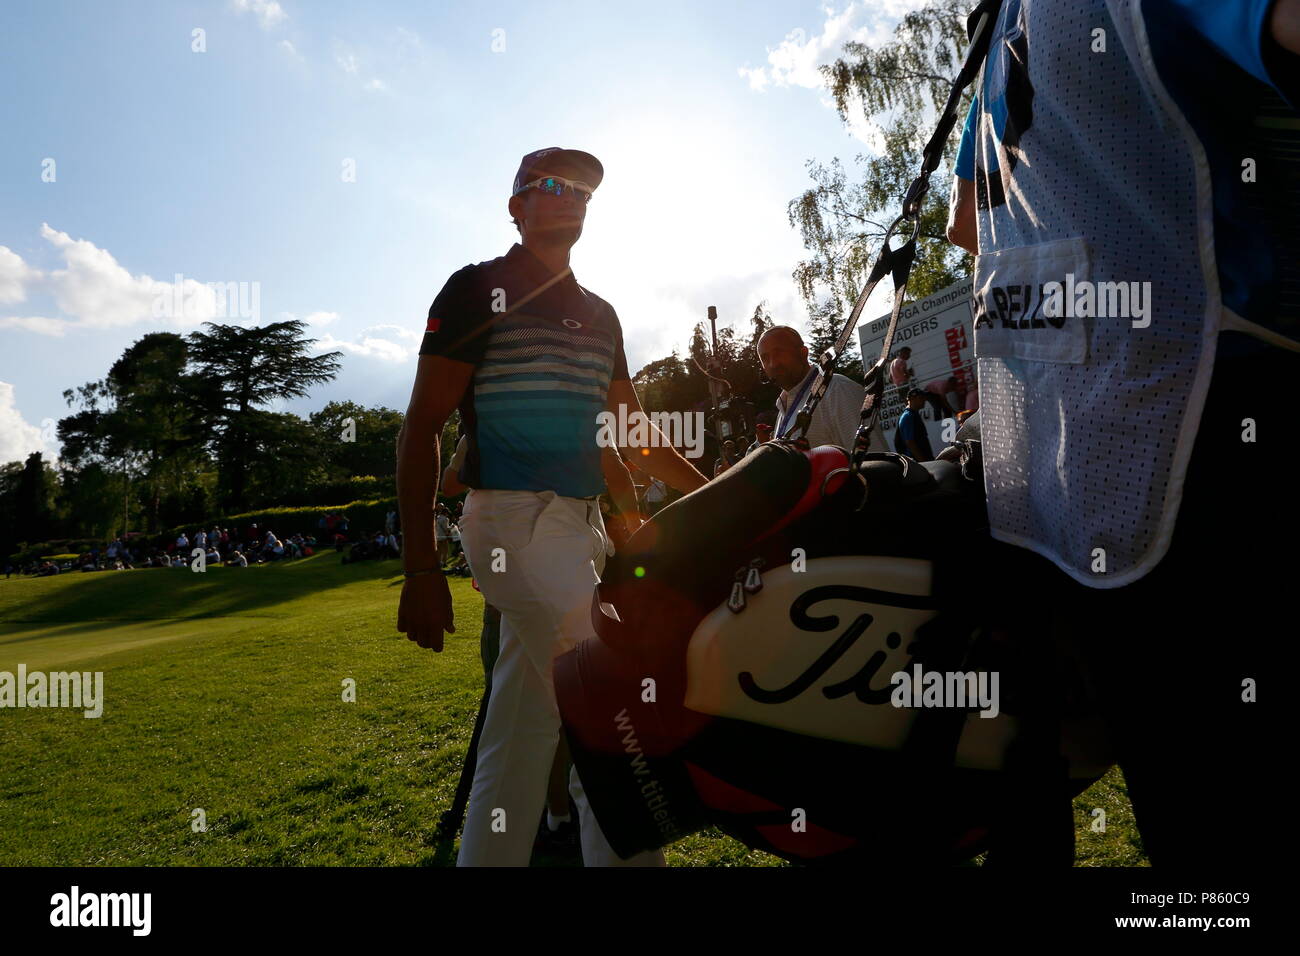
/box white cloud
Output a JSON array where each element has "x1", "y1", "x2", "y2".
[
  {"x1": 0, "y1": 381, "x2": 52, "y2": 466},
  {"x1": 308, "y1": 323, "x2": 420, "y2": 363},
  {"x1": 348, "y1": 337, "x2": 410, "y2": 362},
  {"x1": 0, "y1": 225, "x2": 252, "y2": 332},
  {"x1": 362, "y1": 323, "x2": 421, "y2": 343},
  {"x1": 334, "y1": 44, "x2": 389, "y2": 92},
  {"x1": 275, "y1": 311, "x2": 420, "y2": 360},
  {"x1": 39, "y1": 224, "x2": 169, "y2": 328},
  {"x1": 231, "y1": 0, "x2": 287, "y2": 30},
  {"x1": 739, "y1": 66, "x2": 770, "y2": 92},
  {"x1": 739, "y1": 2, "x2": 931, "y2": 92},
  {"x1": 740, "y1": 2, "x2": 935, "y2": 149},
  {"x1": 0, "y1": 246, "x2": 40, "y2": 304},
  {"x1": 279, "y1": 39, "x2": 302, "y2": 60},
  {"x1": 0, "y1": 316, "x2": 69, "y2": 337},
  {"x1": 280, "y1": 310, "x2": 341, "y2": 328}
]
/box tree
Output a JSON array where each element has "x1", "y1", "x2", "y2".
[
  {"x1": 0, "y1": 461, "x2": 23, "y2": 559},
  {"x1": 633, "y1": 354, "x2": 698, "y2": 416},
  {"x1": 57, "y1": 378, "x2": 148, "y2": 539},
  {"x1": 12, "y1": 452, "x2": 57, "y2": 546},
  {"x1": 680, "y1": 303, "x2": 776, "y2": 408},
  {"x1": 803, "y1": 295, "x2": 866, "y2": 382},
  {"x1": 106, "y1": 333, "x2": 206, "y2": 532},
  {"x1": 185, "y1": 320, "x2": 342, "y2": 511},
  {"x1": 241, "y1": 409, "x2": 329, "y2": 502},
  {"x1": 309, "y1": 400, "x2": 405, "y2": 482},
  {"x1": 55, "y1": 462, "x2": 120, "y2": 541},
  {"x1": 58, "y1": 332, "x2": 208, "y2": 534},
  {"x1": 788, "y1": 0, "x2": 975, "y2": 371}
]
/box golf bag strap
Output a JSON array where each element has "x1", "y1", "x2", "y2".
[{"x1": 784, "y1": 0, "x2": 1003, "y2": 467}]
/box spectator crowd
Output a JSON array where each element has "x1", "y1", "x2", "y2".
[
  {"x1": 1, "y1": 509, "x2": 417, "y2": 578},
  {"x1": 5, "y1": 344, "x2": 981, "y2": 580}
]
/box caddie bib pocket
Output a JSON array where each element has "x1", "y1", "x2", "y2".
[{"x1": 972, "y1": 236, "x2": 1091, "y2": 365}]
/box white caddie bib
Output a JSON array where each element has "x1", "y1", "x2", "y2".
[{"x1": 970, "y1": 0, "x2": 1234, "y2": 588}]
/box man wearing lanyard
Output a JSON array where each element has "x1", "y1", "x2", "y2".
[
  {"x1": 757, "y1": 325, "x2": 887, "y2": 451},
  {"x1": 396, "y1": 147, "x2": 708, "y2": 867}
]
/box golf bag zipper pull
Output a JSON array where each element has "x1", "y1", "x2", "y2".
[
  {"x1": 743, "y1": 557, "x2": 764, "y2": 594},
  {"x1": 728, "y1": 569, "x2": 747, "y2": 613}
]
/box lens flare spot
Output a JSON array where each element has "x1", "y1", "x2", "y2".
[{"x1": 634, "y1": 566, "x2": 646, "y2": 578}]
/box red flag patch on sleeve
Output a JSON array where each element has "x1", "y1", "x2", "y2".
[{"x1": 426, "y1": 316, "x2": 441, "y2": 332}]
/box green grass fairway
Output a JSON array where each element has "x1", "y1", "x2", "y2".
[{"x1": 0, "y1": 558, "x2": 1145, "y2": 866}]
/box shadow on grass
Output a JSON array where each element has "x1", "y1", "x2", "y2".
[
  {"x1": 415, "y1": 827, "x2": 584, "y2": 867},
  {"x1": 420, "y1": 836, "x2": 460, "y2": 866},
  {"x1": 0, "y1": 615, "x2": 190, "y2": 644},
  {"x1": 0, "y1": 552, "x2": 408, "y2": 624}
]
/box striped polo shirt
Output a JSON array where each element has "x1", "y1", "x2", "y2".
[{"x1": 420, "y1": 243, "x2": 630, "y2": 498}]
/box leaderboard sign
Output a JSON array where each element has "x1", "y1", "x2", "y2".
[{"x1": 857, "y1": 278, "x2": 974, "y2": 454}]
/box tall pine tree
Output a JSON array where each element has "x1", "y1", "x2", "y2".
[{"x1": 186, "y1": 319, "x2": 342, "y2": 511}]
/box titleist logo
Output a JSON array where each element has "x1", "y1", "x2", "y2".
[
  {"x1": 738, "y1": 585, "x2": 930, "y2": 706},
  {"x1": 737, "y1": 585, "x2": 998, "y2": 717}
]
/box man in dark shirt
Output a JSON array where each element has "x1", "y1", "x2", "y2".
[
  {"x1": 894, "y1": 389, "x2": 935, "y2": 461},
  {"x1": 396, "y1": 147, "x2": 707, "y2": 866}
]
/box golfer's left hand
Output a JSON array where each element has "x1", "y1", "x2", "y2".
[{"x1": 397, "y1": 571, "x2": 455, "y2": 652}]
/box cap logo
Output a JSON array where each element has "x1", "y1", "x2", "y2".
[{"x1": 562, "y1": 318, "x2": 583, "y2": 329}]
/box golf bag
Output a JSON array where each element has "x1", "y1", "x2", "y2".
[
  {"x1": 555, "y1": 422, "x2": 1113, "y2": 864},
  {"x1": 552, "y1": 0, "x2": 1112, "y2": 864}
]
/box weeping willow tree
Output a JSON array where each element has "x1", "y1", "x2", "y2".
[{"x1": 788, "y1": 0, "x2": 977, "y2": 377}]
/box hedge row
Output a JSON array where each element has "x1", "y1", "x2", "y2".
[
  {"x1": 277, "y1": 475, "x2": 396, "y2": 507},
  {"x1": 159, "y1": 497, "x2": 402, "y2": 541},
  {"x1": 6, "y1": 538, "x2": 112, "y2": 567}
]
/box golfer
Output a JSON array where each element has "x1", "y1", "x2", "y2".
[{"x1": 396, "y1": 147, "x2": 708, "y2": 867}]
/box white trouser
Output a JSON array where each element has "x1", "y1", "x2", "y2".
[{"x1": 455, "y1": 488, "x2": 665, "y2": 868}]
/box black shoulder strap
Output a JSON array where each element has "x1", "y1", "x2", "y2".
[{"x1": 785, "y1": 0, "x2": 1002, "y2": 464}]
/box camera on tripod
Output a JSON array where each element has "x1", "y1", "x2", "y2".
[{"x1": 713, "y1": 396, "x2": 749, "y2": 442}]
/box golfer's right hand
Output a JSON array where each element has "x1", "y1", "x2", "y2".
[{"x1": 398, "y1": 572, "x2": 455, "y2": 652}]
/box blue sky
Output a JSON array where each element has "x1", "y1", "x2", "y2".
[{"x1": 0, "y1": 0, "x2": 928, "y2": 466}]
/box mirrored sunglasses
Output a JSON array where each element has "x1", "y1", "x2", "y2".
[{"x1": 516, "y1": 175, "x2": 594, "y2": 202}]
